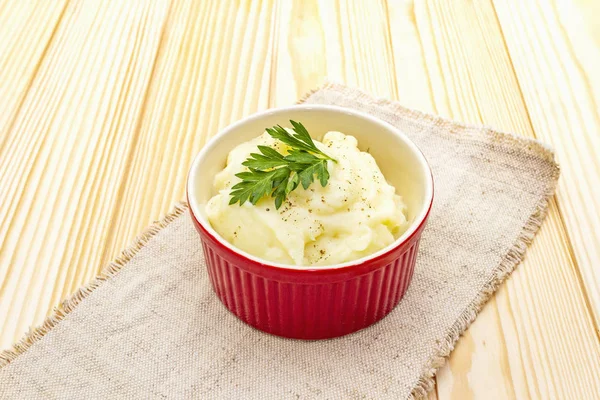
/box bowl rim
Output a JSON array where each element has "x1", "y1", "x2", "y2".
[{"x1": 186, "y1": 104, "x2": 434, "y2": 271}]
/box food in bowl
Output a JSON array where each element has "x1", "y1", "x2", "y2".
[
  {"x1": 187, "y1": 105, "x2": 433, "y2": 340},
  {"x1": 205, "y1": 121, "x2": 409, "y2": 266}
]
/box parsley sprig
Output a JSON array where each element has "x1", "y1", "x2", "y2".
[{"x1": 229, "y1": 121, "x2": 336, "y2": 209}]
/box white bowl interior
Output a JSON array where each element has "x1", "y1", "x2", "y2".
[{"x1": 188, "y1": 105, "x2": 433, "y2": 268}]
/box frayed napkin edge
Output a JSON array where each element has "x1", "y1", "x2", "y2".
[{"x1": 0, "y1": 202, "x2": 190, "y2": 368}]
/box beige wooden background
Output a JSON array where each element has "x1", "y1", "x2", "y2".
[{"x1": 1, "y1": 0, "x2": 599, "y2": 398}]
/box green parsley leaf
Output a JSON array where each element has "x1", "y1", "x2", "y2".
[{"x1": 229, "y1": 121, "x2": 336, "y2": 209}]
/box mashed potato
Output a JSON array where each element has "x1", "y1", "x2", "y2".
[{"x1": 205, "y1": 131, "x2": 408, "y2": 266}]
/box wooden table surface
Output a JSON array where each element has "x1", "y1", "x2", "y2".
[{"x1": 1, "y1": 0, "x2": 599, "y2": 398}]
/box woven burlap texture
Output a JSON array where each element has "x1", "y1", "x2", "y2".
[{"x1": 0, "y1": 84, "x2": 559, "y2": 399}]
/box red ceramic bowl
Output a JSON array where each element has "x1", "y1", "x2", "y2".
[{"x1": 187, "y1": 105, "x2": 433, "y2": 339}]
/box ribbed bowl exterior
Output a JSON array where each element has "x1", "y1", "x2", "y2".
[
  {"x1": 192, "y1": 215, "x2": 426, "y2": 340},
  {"x1": 186, "y1": 105, "x2": 434, "y2": 339}
]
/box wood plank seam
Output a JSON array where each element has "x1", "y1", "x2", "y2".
[
  {"x1": 268, "y1": 0, "x2": 280, "y2": 107},
  {"x1": 403, "y1": 1, "x2": 436, "y2": 113},
  {"x1": 423, "y1": 0, "x2": 450, "y2": 115},
  {"x1": 554, "y1": 196, "x2": 600, "y2": 341},
  {"x1": 0, "y1": 0, "x2": 71, "y2": 151},
  {"x1": 96, "y1": 1, "x2": 174, "y2": 271},
  {"x1": 381, "y1": 0, "x2": 399, "y2": 100}
]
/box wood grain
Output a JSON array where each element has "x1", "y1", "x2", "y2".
[
  {"x1": 98, "y1": 0, "x2": 276, "y2": 275},
  {"x1": 394, "y1": 1, "x2": 600, "y2": 398},
  {"x1": 0, "y1": 0, "x2": 171, "y2": 349},
  {"x1": 0, "y1": 0, "x2": 69, "y2": 145},
  {"x1": 0, "y1": 0, "x2": 599, "y2": 398},
  {"x1": 494, "y1": 0, "x2": 600, "y2": 327}
]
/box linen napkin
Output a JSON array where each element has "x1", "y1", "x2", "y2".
[{"x1": 0, "y1": 84, "x2": 559, "y2": 399}]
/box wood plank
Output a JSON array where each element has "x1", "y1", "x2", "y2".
[
  {"x1": 98, "y1": 0, "x2": 276, "y2": 279},
  {"x1": 0, "y1": 0, "x2": 171, "y2": 350},
  {"x1": 385, "y1": 0, "x2": 600, "y2": 398},
  {"x1": 494, "y1": 0, "x2": 600, "y2": 327},
  {"x1": 0, "y1": 0, "x2": 69, "y2": 144}
]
